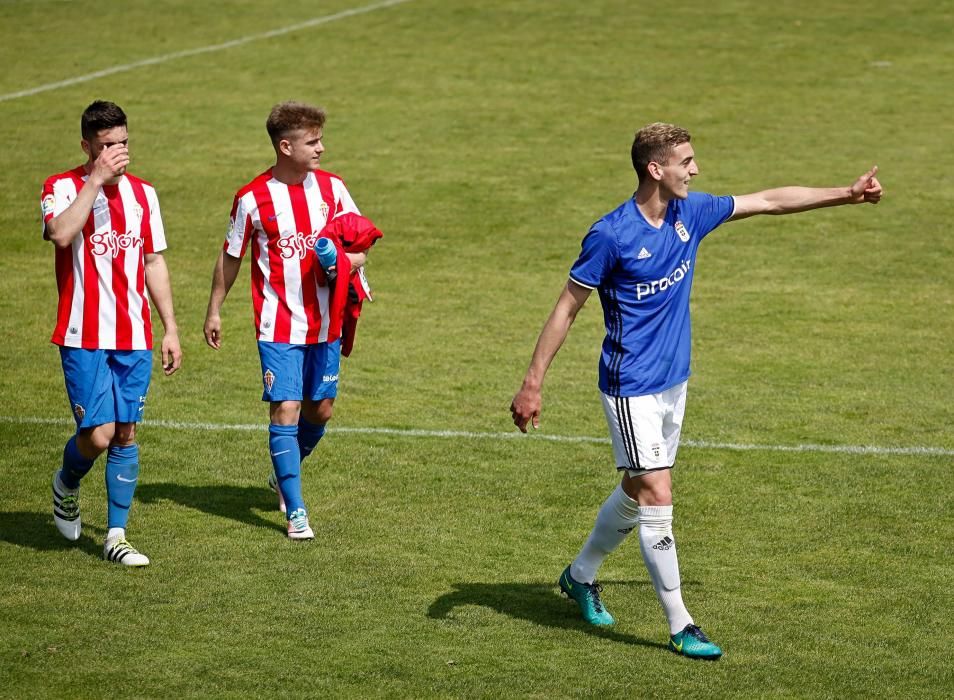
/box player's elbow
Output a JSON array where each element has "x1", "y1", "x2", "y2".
[
  {"x1": 144, "y1": 254, "x2": 169, "y2": 280},
  {"x1": 45, "y1": 223, "x2": 76, "y2": 249}
]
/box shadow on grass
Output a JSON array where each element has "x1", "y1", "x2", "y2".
[
  {"x1": 428, "y1": 580, "x2": 669, "y2": 651},
  {"x1": 136, "y1": 483, "x2": 284, "y2": 534},
  {"x1": 0, "y1": 511, "x2": 105, "y2": 559}
]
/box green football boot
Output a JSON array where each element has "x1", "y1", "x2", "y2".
[
  {"x1": 669, "y1": 624, "x2": 723, "y2": 660},
  {"x1": 558, "y1": 565, "x2": 615, "y2": 626}
]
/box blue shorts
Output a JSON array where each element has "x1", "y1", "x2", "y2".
[
  {"x1": 59, "y1": 347, "x2": 152, "y2": 429},
  {"x1": 258, "y1": 339, "x2": 340, "y2": 403}
]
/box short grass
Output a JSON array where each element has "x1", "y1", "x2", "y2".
[{"x1": 1, "y1": 0, "x2": 952, "y2": 697}]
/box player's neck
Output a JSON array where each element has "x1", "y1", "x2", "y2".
[
  {"x1": 271, "y1": 161, "x2": 308, "y2": 185},
  {"x1": 633, "y1": 184, "x2": 670, "y2": 228}
]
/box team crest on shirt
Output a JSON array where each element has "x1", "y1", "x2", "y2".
[
  {"x1": 133, "y1": 202, "x2": 144, "y2": 222},
  {"x1": 263, "y1": 369, "x2": 275, "y2": 392},
  {"x1": 318, "y1": 200, "x2": 330, "y2": 223},
  {"x1": 73, "y1": 404, "x2": 85, "y2": 420},
  {"x1": 674, "y1": 221, "x2": 690, "y2": 243},
  {"x1": 41, "y1": 194, "x2": 56, "y2": 216}
]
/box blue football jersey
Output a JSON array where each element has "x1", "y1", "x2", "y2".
[{"x1": 569, "y1": 192, "x2": 735, "y2": 397}]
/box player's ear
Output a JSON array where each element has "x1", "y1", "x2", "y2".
[
  {"x1": 81, "y1": 140, "x2": 91, "y2": 158},
  {"x1": 647, "y1": 161, "x2": 664, "y2": 182},
  {"x1": 278, "y1": 138, "x2": 293, "y2": 156}
]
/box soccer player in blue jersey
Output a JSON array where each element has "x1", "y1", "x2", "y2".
[{"x1": 510, "y1": 122, "x2": 882, "y2": 660}]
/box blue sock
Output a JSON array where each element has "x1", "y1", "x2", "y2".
[
  {"x1": 59, "y1": 434, "x2": 96, "y2": 489},
  {"x1": 105, "y1": 444, "x2": 140, "y2": 529},
  {"x1": 270, "y1": 424, "x2": 305, "y2": 515},
  {"x1": 297, "y1": 419, "x2": 326, "y2": 462}
]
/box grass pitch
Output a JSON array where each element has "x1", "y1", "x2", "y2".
[{"x1": 1, "y1": 1, "x2": 952, "y2": 697}]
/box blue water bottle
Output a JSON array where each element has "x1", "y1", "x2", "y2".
[{"x1": 314, "y1": 237, "x2": 337, "y2": 280}]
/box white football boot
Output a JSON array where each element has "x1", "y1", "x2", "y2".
[
  {"x1": 103, "y1": 532, "x2": 150, "y2": 566},
  {"x1": 52, "y1": 471, "x2": 81, "y2": 541},
  {"x1": 286, "y1": 508, "x2": 314, "y2": 540}
]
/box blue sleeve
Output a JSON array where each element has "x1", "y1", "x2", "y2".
[
  {"x1": 686, "y1": 192, "x2": 735, "y2": 240},
  {"x1": 569, "y1": 219, "x2": 618, "y2": 289}
]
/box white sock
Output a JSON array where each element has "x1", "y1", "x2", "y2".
[
  {"x1": 638, "y1": 505, "x2": 693, "y2": 635},
  {"x1": 106, "y1": 527, "x2": 125, "y2": 542},
  {"x1": 570, "y1": 485, "x2": 640, "y2": 584}
]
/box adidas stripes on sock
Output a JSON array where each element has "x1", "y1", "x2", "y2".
[
  {"x1": 571, "y1": 484, "x2": 640, "y2": 584},
  {"x1": 638, "y1": 504, "x2": 693, "y2": 635}
]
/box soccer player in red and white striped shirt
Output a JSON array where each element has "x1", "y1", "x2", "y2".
[
  {"x1": 43, "y1": 100, "x2": 182, "y2": 566},
  {"x1": 203, "y1": 101, "x2": 367, "y2": 540}
]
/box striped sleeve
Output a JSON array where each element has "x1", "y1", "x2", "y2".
[
  {"x1": 224, "y1": 191, "x2": 255, "y2": 258},
  {"x1": 40, "y1": 174, "x2": 79, "y2": 233},
  {"x1": 331, "y1": 176, "x2": 360, "y2": 217},
  {"x1": 143, "y1": 185, "x2": 166, "y2": 253}
]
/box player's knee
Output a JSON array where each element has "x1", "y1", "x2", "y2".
[
  {"x1": 622, "y1": 472, "x2": 673, "y2": 506},
  {"x1": 303, "y1": 398, "x2": 334, "y2": 425},
  {"x1": 111, "y1": 423, "x2": 137, "y2": 446},
  {"x1": 315, "y1": 402, "x2": 334, "y2": 424},
  {"x1": 640, "y1": 486, "x2": 673, "y2": 507},
  {"x1": 82, "y1": 424, "x2": 115, "y2": 454},
  {"x1": 270, "y1": 401, "x2": 301, "y2": 426}
]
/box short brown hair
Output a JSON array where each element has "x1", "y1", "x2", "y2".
[
  {"x1": 266, "y1": 101, "x2": 326, "y2": 145},
  {"x1": 631, "y1": 123, "x2": 691, "y2": 182},
  {"x1": 81, "y1": 100, "x2": 127, "y2": 140}
]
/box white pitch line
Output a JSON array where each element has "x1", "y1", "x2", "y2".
[
  {"x1": 0, "y1": 0, "x2": 413, "y2": 104},
  {"x1": 1, "y1": 415, "x2": 951, "y2": 458}
]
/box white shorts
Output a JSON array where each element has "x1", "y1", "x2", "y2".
[{"x1": 600, "y1": 381, "x2": 688, "y2": 475}]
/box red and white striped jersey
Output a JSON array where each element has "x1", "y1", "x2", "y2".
[
  {"x1": 41, "y1": 167, "x2": 167, "y2": 350},
  {"x1": 224, "y1": 168, "x2": 359, "y2": 344}
]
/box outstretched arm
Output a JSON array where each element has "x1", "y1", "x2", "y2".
[
  {"x1": 510, "y1": 280, "x2": 592, "y2": 432},
  {"x1": 729, "y1": 166, "x2": 882, "y2": 221},
  {"x1": 203, "y1": 250, "x2": 242, "y2": 349}
]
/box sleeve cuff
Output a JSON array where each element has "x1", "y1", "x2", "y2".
[{"x1": 568, "y1": 275, "x2": 596, "y2": 290}]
